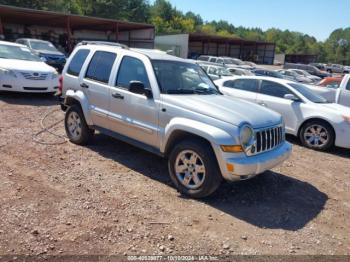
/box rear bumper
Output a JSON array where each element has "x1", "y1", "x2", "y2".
[{"x1": 217, "y1": 141, "x2": 292, "y2": 181}]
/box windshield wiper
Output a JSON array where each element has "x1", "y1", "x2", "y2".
[
  {"x1": 194, "y1": 87, "x2": 219, "y2": 95},
  {"x1": 166, "y1": 89, "x2": 196, "y2": 94}
]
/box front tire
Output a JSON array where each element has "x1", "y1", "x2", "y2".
[
  {"x1": 64, "y1": 104, "x2": 94, "y2": 145},
  {"x1": 168, "y1": 139, "x2": 222, "y2": 198},
  {"x1": 299, "y1": 120, "x2": 334, "y2": 151}
]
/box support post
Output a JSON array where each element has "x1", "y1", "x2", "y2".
[
  {"x1": 66, "y1": 16, "x2": 73, "y2": 53},
  {"x1": 0, "y1": 16, "x2": 4, "y2": 40},
  {"x1": 115, "y1": 23, "x2": 119, "y2": 42}
]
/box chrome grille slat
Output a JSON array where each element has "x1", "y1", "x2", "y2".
[
  {"x1": 21, "y1": 72, "x2": 48, "y2": 80},
  {"x1": 250, "y1": 125, "x2": 284, "y2": 156}
]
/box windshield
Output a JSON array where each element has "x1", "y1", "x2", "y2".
[
  {"x1": 30, "y1": 40, "x2": 58, "y2": 52},
  {"x1": 302, "y1": 70, "x2": 312, "y2": 76},
  {"x1": 232, "y1": 59, "x2": 245, "y2": 65},
  {"x1": 216, "y1": 67, "x2": 232, "y2": 76},
  {"x1": 152, "y1": 60, "x2": 220, "y2": 95},
  {"x1": 271, "y1": 71, "x2": 285, "y2": 79},
  {"x1": 0, "y1": 44, "x2": 42, "y2": 61},
  {"x1": 289, "y1": 83, "x2": 328, "y2": 103},
  {"x1": 224, "y1": 58, "x2": 235, "y2": 64}
]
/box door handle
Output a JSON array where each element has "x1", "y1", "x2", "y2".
[
  {"x1": 80, "y1": 83, "x2": 89, "y2": 88},
  {"x1": 258, "y1": 102, "x2": 267, "y2": 107},
  {"x1": 112, "y1": 92, "x2": 124, "y2": 99}
]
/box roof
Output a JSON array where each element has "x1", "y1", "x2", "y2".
[
  {"x1": 17, "y1": 38, "x2": 51, "y2": 43},
  {"x1": 215, "y1": 75, "x2": 295, "y2": 85},
  {"x1": 0, "y1": 4, "x2": 154, "y2": 31},
  {"x1": 132, "y1": 48, "x2": 191, "y2": 62},
  {"x1": 74, "y1": 42, "x2": 192, "y2": 63},
  {"x1": 0, "y1": 40, "x2": 25, "y2": 47}
]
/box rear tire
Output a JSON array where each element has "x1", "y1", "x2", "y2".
[
  {"x1": 64, "y1": 104, "x2": 94, "y2": 145},
  {"x1": 299, "y1": 120, "x2": 334, "y2": 151},
  {"x1": 168, "y1": 138, "x2": 222, "y2": 198}
]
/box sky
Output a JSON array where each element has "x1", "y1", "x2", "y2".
[{"x1": 151, "y1": 0, "x2": 350, "y2": 41}]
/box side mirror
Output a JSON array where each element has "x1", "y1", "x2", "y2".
[
  {"x1": 129, "y1": 81, "x2": 153, "y2": 99},
  {"x1": 284, "y1": 94, "x2": 300, "y2": 101}
]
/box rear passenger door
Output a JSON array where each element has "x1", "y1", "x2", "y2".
[
  {"x1": 108, "y1": 54, "x2": 159, "y2": 148},
  {"x1": 81, "y1": 50, "x2": 117, "y2": 129},
  {"x1": 220, "y1": 79, "x2": 259, "y2": 103}
]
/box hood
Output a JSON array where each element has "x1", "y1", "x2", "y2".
[
  {"x1": 35, "y1": 49, "x2": 65, "y2": 57},
  {"x1": 0, "y1": 58, "x2": 56, "y2": 73},
  {"x1": 319, "y1": 103, "x2": 350, "y2": 116},
  {"x1": 163, "y1": 94, "x2": 282, "y2": 128},
  {"x1": 226, "y1": 64, "x2": 253, "y2": 70},
  {"x1": 297, "y1": 76, "x2": 312, "y2": 83},
  {"x1": 309, "y1": 75, "x2": 321, "y2": 81}
]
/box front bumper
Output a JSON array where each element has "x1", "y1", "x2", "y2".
[
  {"x1": 0, "y1": 75, "x2": 59, "y2": 93},
  {"x1": 335, "y1": 122, "x2": 350, "y2": 149},
  {"x1": 216, "y1": 141, "x2": 292, "y2": 181}
]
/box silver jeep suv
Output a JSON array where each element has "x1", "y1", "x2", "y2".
[{"x1": 59, "y1": 41, "x2": 292, "y2": 198}]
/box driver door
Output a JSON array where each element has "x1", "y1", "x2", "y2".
[
  {"x1": 256, "y1": 80, "x2": 302, "y2": 134},
  {"x1": 108, "y1": 54, "x2": 159, "y2": 148}
]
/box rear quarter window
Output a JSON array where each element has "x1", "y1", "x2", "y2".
[{"x1": 67, "y1": 49, "x2": 90, "y2": 76}]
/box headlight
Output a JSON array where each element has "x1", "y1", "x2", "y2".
[
  {"x1": 239, "y1": 124, "x2": 254, "y2": 148},
  {"x1": 51, "y1": 71, "x2": 59, "y2": 79},
  {"x1": 0, "y1": 67, "x2": 17, "y2": 78},
  {"x1": 343, "y1": 115, "x2": 350, "y2": 124}
]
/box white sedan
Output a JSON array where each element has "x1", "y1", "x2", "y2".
[
  {"x1": 215, "y1": 76, "x2": 350, "y2": 151},
  {"x1": 0, "y1": 40, "x2": 59, "y2": 93}
]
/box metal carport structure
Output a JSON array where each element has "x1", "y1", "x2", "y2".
[{"x1": 0, "y1": 4, "x2": 155, "y2": 53}]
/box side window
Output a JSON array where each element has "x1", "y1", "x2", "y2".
[
  {"x1": 346, "y1": 80, "x2": 350, "y2": 91},
  {"x1": 217, "y1": 59, "x2": 223, "y2": 64},
  {"x1": 67, "y1": 49, "x2": 90, "y2": 77},
  {"x1": 260, "y1": 80, "x2": 293, "y2": 98},
  {"x1": 116, "y1": 56, "x2": 150, "y2": 89},
  {"x1": 224, "y1": 79, "x2": 258, "y2": 93},
  {"x1": 209, "y1": 57, "x2": 216, "y2": 63}
]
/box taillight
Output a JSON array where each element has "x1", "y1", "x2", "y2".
[{"x1": 58, "y1": 75, "x2": 63, "y2": 93}]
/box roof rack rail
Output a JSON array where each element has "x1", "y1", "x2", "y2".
[{"x1": 78, "y1": 41, "x2": 129, "y2": 49}]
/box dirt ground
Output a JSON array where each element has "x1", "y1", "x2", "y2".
[{"x1": 0, "y1": 92, "x2": 349, "y2": 256}]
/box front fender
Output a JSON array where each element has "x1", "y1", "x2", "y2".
[
  {"x1": 64, "y1": 90, "x2": 93, "y2": 126},
  {"x1": 161, "y1": 117, "x2": 238, "y2": 153}
]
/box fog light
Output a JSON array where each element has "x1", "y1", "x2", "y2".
[{"x1": 226, "y1": 163, "x2": 235, "y2": 173}]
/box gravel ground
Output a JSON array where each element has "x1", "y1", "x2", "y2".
[{"x1": 0, "y1": 92, "x2": 349, "y2": 256}]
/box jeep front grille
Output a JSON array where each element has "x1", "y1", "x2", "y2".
[
  {"x1": 256, "y1": 126, "x2": 284, "y2": 154},
  {"x1": 246, "y1": 125, "x2": 284, "y2": 156}
]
